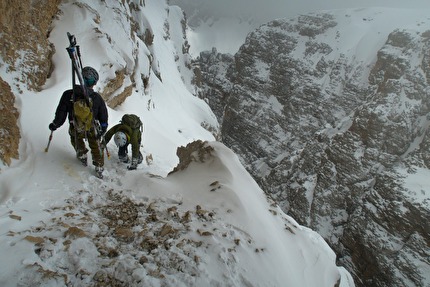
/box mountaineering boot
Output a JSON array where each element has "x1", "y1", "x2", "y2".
[
  {"x1": 127, "y1": 158, "x2": 138, "y2": 170},
  {"x1": 78, "y1": 154, "x2": 88, "y2": 166},
  {"x1": 119, "y1": 154, "x2": 129, "y2": 163},
  {"x1": 95, "y1": 166, "x2": 104, "y2": 179}
]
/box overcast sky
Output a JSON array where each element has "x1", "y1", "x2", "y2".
[
  {"x1": 171, "y1": 0, "x2": 430, "y2": 24},
  {"x1": 170, "y1": 0, "x2": 430, "y2": 55}
]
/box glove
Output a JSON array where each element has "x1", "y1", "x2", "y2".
[
  {"x1": 127, "y1": 158, "x2": 138, "y2": 170},
  {"x1": 49, "y1": 122, "x2": 57, "y2": 131},
  {"x1": 98, "y1": 123, "x2": 108, "y2": 139},
  {"x1": 101, "y1": 124, "x2": 107, "y2": 135}
]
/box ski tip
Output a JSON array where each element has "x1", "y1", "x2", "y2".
[{"x1": 67, "y1": 32, "x2": 76, "y2": 46}]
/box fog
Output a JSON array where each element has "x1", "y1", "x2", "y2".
[
  {"x1": 171, "y1": 0, "x2": 430, "y2": 24},
  {"x1": 170, "y1": 0, "x2": 430, "y2": 55}
]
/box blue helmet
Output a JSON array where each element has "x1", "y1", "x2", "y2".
[{"x1": 82, "y1": 66, "x2": 99, "y2": 86}]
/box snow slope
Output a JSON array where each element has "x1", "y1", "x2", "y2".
[{"x1": 0, "y1": 0, "x2": 354, "y2": 286}]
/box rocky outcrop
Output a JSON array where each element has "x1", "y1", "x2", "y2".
[
  {"x1": 169, "y1": 140, "x2": 214, "y2": 174},
  {"x1": 0, "y1": 79, "x2": 20, "y2": 166},
  {"x1": 196, "y1": 9, "x2": 430, "y2": 287},
  {"x1": 0, "y1": 0, "x2": 60, "y2": 166},
  {"x1": 101, "y1": 68, "x2": 133, "y2": 109},
  {"x1": 0, "y1": 0, "x2": 60, "y2": 91}
]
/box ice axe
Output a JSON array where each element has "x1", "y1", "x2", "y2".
[
  {"x1": 105, "y1": 144, "x2": 111, "y2": 160},
  {"x1": 99, "y1": 139, "x2": 110, "y2": 160},
  {"x1": 45, "y1": 131, "x2": 53, "y2": 152}
]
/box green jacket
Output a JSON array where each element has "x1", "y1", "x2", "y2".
[{"x1": 104, "y1": 123, "x2": 142, "y2": 159}]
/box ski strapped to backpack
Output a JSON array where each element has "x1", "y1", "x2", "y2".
[
  {"x1": 66, "y1": 32, "x2": 104, "y2": 158},
  {"x1": 66, "y1": 32, "x2": 90, "y2": 104}
]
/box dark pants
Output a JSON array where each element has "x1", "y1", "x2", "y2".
[
  {"x1": 69, "y1": 124, "x2": 104, "y2": 167},
  {"x1": 118, "y1": 144, "x2": 142, "y2": 163},
  {"x1": 118, "y1": 144, "x2": 128, "y2": 158}
]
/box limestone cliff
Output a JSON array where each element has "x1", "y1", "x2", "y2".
[
  {"x1": 0, "y1": 0, "x2": 60, "y2": 166},
  {"x1": 196, "y1": 9, "x2": 430, "y2": 287}
]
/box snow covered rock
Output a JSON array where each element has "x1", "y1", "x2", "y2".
[
  {"x1": 196, "y1": 8, "x2": 430, "y2": 287},
  {"x1": 0, "y1": 0, "x2": 354, "y2": 286}
]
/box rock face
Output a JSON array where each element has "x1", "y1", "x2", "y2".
[
  {"x1": 0, "y1": 79, "x2": 20, "y2": 166},
  {"x1": 195, "y1": 9, "x2": 430, "y2": 287},
  {"x1": 195, "y1": 48, "x2": 234, "y2": 125},
  {"x1": 0, "y1": 0, "x2": 60, "y2": 166},
  {"x1": 0, "y1": 0, "x2": 60, "y2": 92}
]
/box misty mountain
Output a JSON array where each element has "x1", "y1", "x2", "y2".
[
  {"x1": 195, "y1": 8, "x2": 430, "y2": 287},
  {"x1": 0, "y1": 0, "x2": 353, "y2": 286}
]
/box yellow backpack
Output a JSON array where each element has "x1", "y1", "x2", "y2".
[{"x1": 73, "y1": 98, "x2": 93, "y2": 132}]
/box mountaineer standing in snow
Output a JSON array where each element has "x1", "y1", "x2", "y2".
[
  {"x1": 48, "y1": 66, "x2": 108, "y2": 178},
  {"x1": 103, "y1": 114, "x2": 144, "y2": 170}
]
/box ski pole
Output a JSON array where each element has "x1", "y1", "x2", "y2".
[{"x1": 45, "y1": 131, "x2": 53, "y2": 152}]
